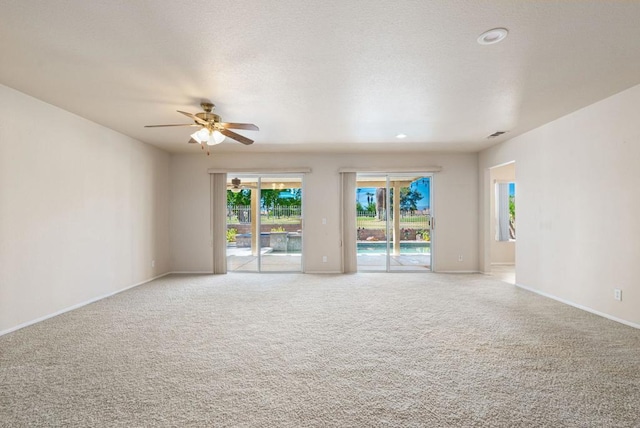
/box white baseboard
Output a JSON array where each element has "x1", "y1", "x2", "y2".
[
  {"x1": 171, "y1": 270, "x2": 340, "y2": 274},
  {"x1": 304, "y1": 270, "x2": 343, "y2": 274},
  {"x1": 436, "y1": 270, "x2": 481, "y2": 274},
  {"x1": 515, "y1": 283, "x2": 640, "y2": 330},
  {"x1": 491, "y1": 263, "x2": 515, "y2": 266},
  {"x1": 0, "y1": 272, "x2": 171, "y2": 337},
  {"x1": 170, "y1": 271, "x2": 214, "y2": 274}
]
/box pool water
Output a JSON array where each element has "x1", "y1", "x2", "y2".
[{"x1": 357, "y1": 241, "x2": 431, "y2": 255}]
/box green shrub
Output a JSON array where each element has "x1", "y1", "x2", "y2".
[
  {"x1": 226, "y1": 228, "x2": 237, "y2": 243},
  {"x1": 417, "y1": 229, "x2": 430, "y2": 241},
  {"x1": 271, "y1": 226, "x2": 286, "y2": 232}
]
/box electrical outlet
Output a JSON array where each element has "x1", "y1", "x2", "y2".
[
  {"x1": 458, "y1": 255, "x2": 463, "y2": 262},
  {"x1": 614, "y1": 288, "x2": 622, "y2": 301},
  {"x1": 151, "y1": 260, "x2": 155, "y2": 268},
  {"x1": 322, "y1": 256, "x2": 328, "y2": 263},
  {"x1": 322, "y1": 218, "x2": 327, "y2": 225}
]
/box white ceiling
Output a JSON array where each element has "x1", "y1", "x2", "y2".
[{"x1": 2, "y1": 1, "x2": 640, "y2": 154}]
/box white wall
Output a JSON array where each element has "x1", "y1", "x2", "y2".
[
  {"x1": 479, "y1": 84, "x2": 640, "y2": 326},
  {"x1": 489, "y1": 163, "x2": 516, "y2": 265},
  {"x1": 0, "y1": 85, "x2": 171, "y2": 334},
  {"x1": 170, "y1": 152, "x2": 478, "y2": 273}
]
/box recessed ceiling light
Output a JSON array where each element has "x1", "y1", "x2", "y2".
[
  {"x1": 477, "y1": 28, "x2": 508, "y2": 45},
  {"x1": 396, "y1": 133, "x2": 407, "y2": 139}
]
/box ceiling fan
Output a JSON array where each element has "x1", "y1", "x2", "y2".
[{"x1": 145, "y1": 102, "x2": 259, "y2": 155}]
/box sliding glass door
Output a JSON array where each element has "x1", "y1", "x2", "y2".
[
  {"x1": 260, "y1": 176, "x2": 303, "y2": 272},
  {"x1": 226, "y1": 174, "x2": 303, "y2": 272},
  {"x1": 356, "y1": 173, "x2": 432, "y2": 272}
]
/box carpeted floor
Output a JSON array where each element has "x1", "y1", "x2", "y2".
[{"x1": 1, "y1": 273, "x2": 639, "y2": 427}]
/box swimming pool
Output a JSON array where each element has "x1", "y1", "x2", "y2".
[{"x1": 357, "y1": 241, "x2": 430, "y2": 254}]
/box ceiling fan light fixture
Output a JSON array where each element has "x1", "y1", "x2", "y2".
[
  {"x1": 197, "y1": 128, "x2": 210, "y2": 142},
  {"x1": 190, "y1": 130, "x2": 204, "y2": 144},
  {"x1": 212, "y1": 130, "x2": 226, "y2": 144},
  {"x1": 192, "y1": 128, "x2": 225, "y2": 146}
]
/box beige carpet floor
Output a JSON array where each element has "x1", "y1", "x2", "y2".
[{"x1": 1, "y1": 273, "x2": 639, "y2": 427}]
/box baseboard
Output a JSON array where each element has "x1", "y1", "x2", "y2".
[
  {"x1": 515, "y1": 283, "x2": 640, "y2": 330},
  {"x1": 171, "y1": 270, "x2": 341, "y2": 274},
  {"x1": 491, "y1": 263, "x2": 515, "y2": 266},
  {"x1": 0, "y1": 272, "x2": 171, "y2": 337},
  {"x1": 304, "y1": 270, "x2": 343, "y2": 274},
  {"x1": 436, "y1": 270, "x2": 481, "y2": 274},
  {"x1": 170, "y1": 271, "x2": 214, "y2": 274}
]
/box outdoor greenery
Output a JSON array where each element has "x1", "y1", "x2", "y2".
[
  {"x1": 260, "y1": 216, "x2": 299, "y2": 225},
  {"x1": 227, "y1": 185, "x2": 431, "y2": 237},
  {"x1": 416, "y1": 229, "x2": 430, "y2": 241},
  {"x1": 509, "y1": 195, "x2": 515, "y2": 221},
  {"x1": 227, "y1": 206, "x2": 301, "y2": 225},
  {"x1": 226, "y1": 228, "x2": 237, "y2": 243},
  {"x1": 227, "y1": 188, "x2": 303, "y2": 225},
  {"x1": 356, "y1": 216, "x2": 430, "y2": 229},
  {"x1": 356, "y1": 201, "x2": 377, "y2": 215},
  {"x1": 509, "y1": 195, "x2": 516, "y2": 239},
  {"x1": 226, "y1": 189, "x2": 250, "y2": 206},
  {"x1": 398, "y1": 187, "x2": 423, "y2": 212},
  {"x1": 227, "y1": 189, "x2": 302, "y2": 209},
  {"x1": 356, "y1": 187, "x2": 424, "y2": 215}
]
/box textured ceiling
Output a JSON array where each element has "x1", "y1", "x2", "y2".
[{"x1": 2, "y1": 0, "x2": 640, "y2": 153}]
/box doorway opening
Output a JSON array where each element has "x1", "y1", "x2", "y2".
[
  {"x1": 488, "y1": 162, "x2": 516, "y2": 283},
  {"x1": 226, "y1": 174, "x2": 303, "y2": 272},
  {"x1": 356, "y1": 173, "x2": 433, "y2": 272}
]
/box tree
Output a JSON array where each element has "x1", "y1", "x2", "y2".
[
  {"x1": 365, "y1": 202, "x2": 376, "y2": 215},
  {"x1": 356, "y1": 201, "x2": 376, "y2": 216},
  {"x1": 509, "y1": 195, "x2": 516, "y2": 239},
  {"x1": 281, "y1": 188, "x2": 302, "y2": 207},
  {"x1": 291, "y1": 189, "x2": 302, "y2": 204},
  {"x1": 227, "y1": 189, "x2": 251, "y2": 207},
  {"x1": 399, "y1": 187, "x2": 423, "y2": 212},
  {"x1": 509, "y1": 195, "x2": 515, "y2": 221},
  {"x1": 260, "y1": 189, "x2": 281, "y2": 213}
]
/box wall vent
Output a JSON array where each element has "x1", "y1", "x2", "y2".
[{"x1": 487, "y1": 131, "x2": 507, "y2": 138}]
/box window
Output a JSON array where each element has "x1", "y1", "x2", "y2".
[{"x1": 496, "y1": 182, "x2": 515, "y2": 241}]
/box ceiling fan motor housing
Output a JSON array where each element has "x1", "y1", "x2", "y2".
[{"x1": 195, "y1": 112, "x2": 221, "y2": 124}]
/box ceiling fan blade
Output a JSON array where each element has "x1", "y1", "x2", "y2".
[
  {"x1": 220, "y1": 122, "x2": 259, "y2": 131},
  {"x1": 144, "y1": 124, "x2": 199, "y2": 128},
  {"x1": 187, "y1": 138, "x2": 199, "y2": 144},
  {"x1": 177, "y1": 110, "x2": 209, "y2": 126},
  {"x1": 219, "y1": 128, "x2": 254, "y2": 145}
]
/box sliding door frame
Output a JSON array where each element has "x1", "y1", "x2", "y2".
[
  {"x1": 223, "y1": 172, "x2": 306, "y2": 273},
  {"x1": 355, "y1": 171, "x2": 435, "y2": 273}
]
